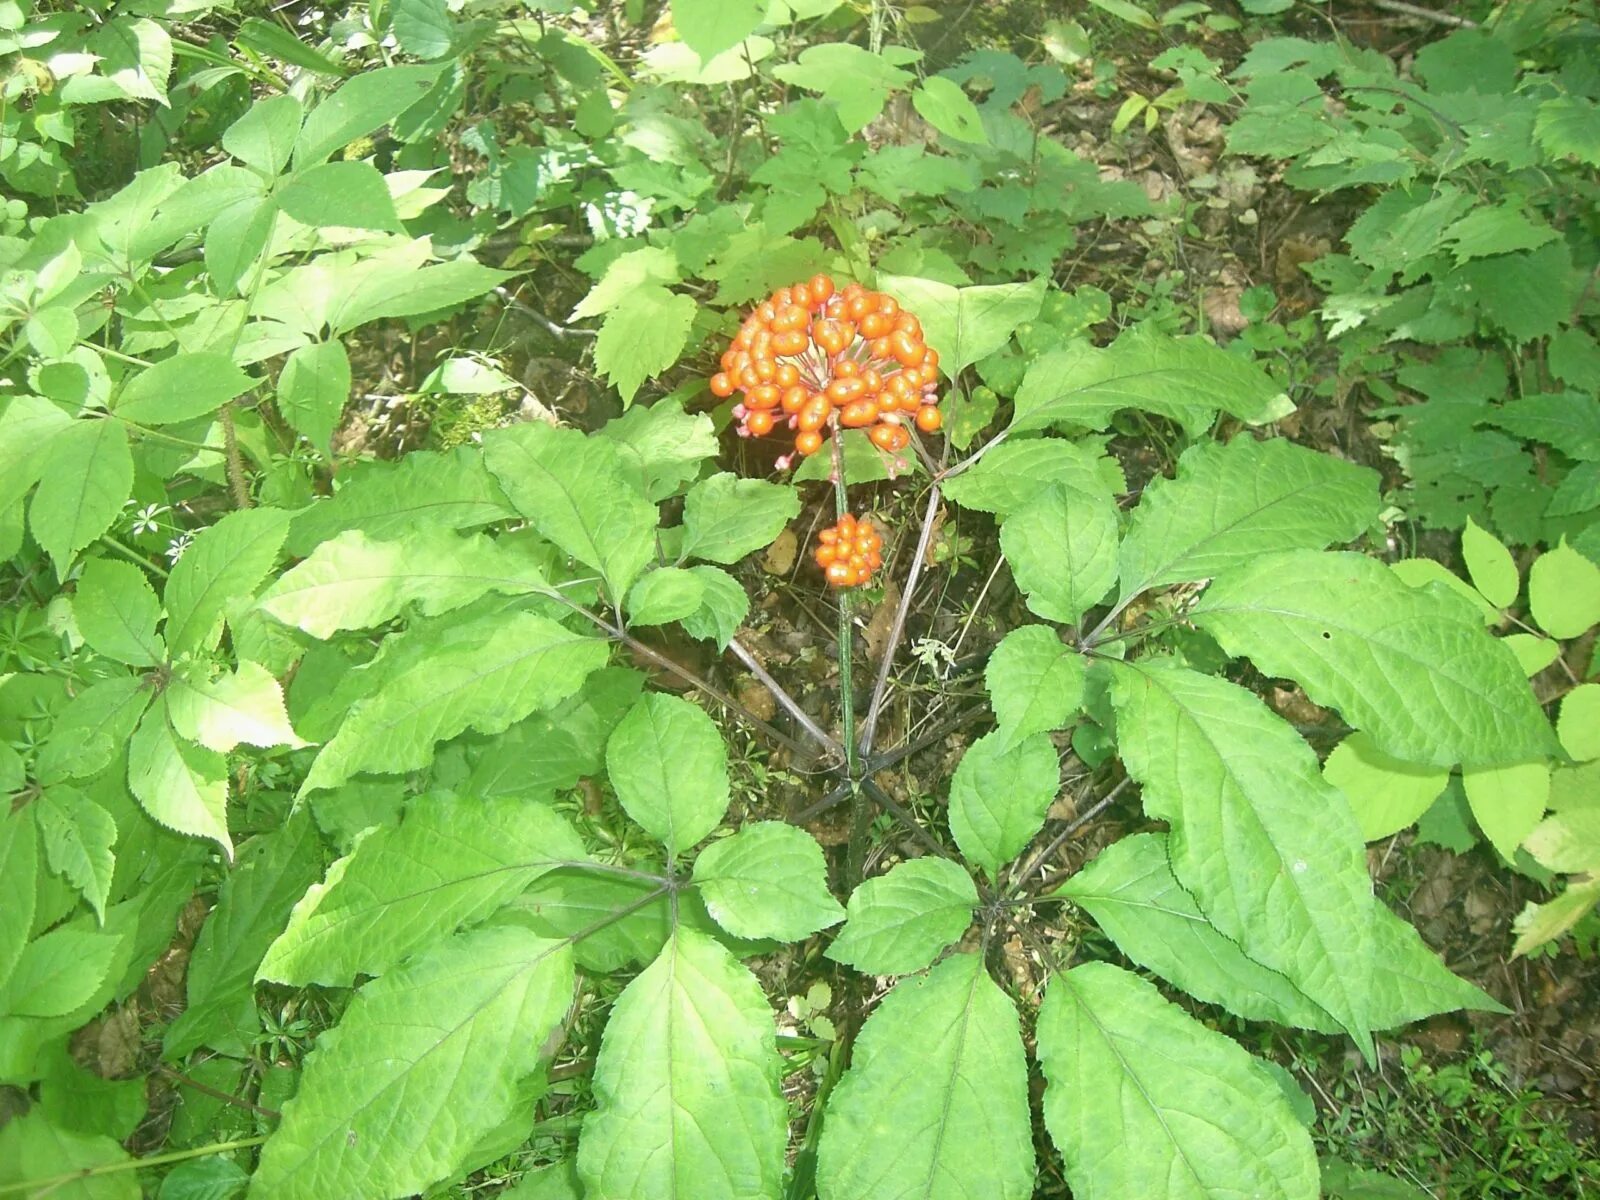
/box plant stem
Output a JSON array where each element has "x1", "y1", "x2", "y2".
[
  {"x1": 0, "y1": 1137, "x2": 269, "y2": 1196},
  {"x1": 858, "y1": 479, "x2": 942, "y2": 757},
  {"x1": 98, "y1": 534, "x2": 169, "y2": 579},
  {"x1": 727, "y1": 637, "x2": 843, "y2": 759},
  {"x1": 830, "y1": 425, "x2": 869, "y2": 884}
]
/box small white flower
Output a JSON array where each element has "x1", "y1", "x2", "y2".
[
  {"x1": 129, "y1": 503, "x2": 169, "y2": 536},
  {"x1": 165, "y1": 531, "x2": 194, "y2": 565}
]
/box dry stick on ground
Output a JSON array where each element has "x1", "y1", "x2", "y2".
[
  {"x1": 1371, "y1": 0, "x2": 1478, "y2": 28},
  {"x1": 727, "y1": 636, "x2": 844, "y2": 760}
]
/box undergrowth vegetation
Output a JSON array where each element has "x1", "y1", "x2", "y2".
[{"x1": 0, "y1": 1, "x2": 1597, "y2": 1198}]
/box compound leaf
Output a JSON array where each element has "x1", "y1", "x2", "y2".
[
  {"x1": 592, "y1": 284, "x2": 696, "y2": 406},
  {"x1": 816, "y1": 954, "x2": 1035, "y2": 1200},
  {"x1": 167, "y1": 660, "x2": 305, "y2": 754},
  {"x1": 115, "y1": 352, "x2": 256, "y2": 425},
  {"x1": 578, "y1": 928, "x2": 786, "y2": 1200},
  {"x1": 34, "y1": 786, "x2": 117, "y2": 923},
  {"x1": 128, "y1": 698, "x2": 232, "y2": 859}
]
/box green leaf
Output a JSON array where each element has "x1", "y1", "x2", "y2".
[
  {"x1": 592, "y1": 284, "x2": 696, "y2": 405},
  {"x1": 128, "y1": 697, "x2": 233, "y2": 859},
  {"x1": 985, "y1": 625, "x2": 1085, "y2": 749},
  {"x1": 825, "y1": 857, "x2": 978, "y2": 975},
  {"x1": 1011, "y1": 328, "x2": 1293, "y2": 435},
  {"x1": 285, "y1": 445, "x2": 513, "y2": 556},
  {"x1": 34, "y1": 786, "x2": 117, "y2": 923},
  {"x1": 332, "y1": 257, "x2": 518, "y2": 333},
  {"x1": 1512, "y1": 877, "x2": 1600, "y2": 957},
  {"x1": 1389, "y1": 559, "x2": 1499, "y2": 625},
  {"x1": 1118, "y1": 437, "x2": 1378, "y2": 600},
  {"x1": 911, "y1": 77, "x2": 988, "y2": 144},
  {"x1": 1534, "y1": 96, "x2": 1600, "y2": 167},
  {"x1": 1037, "y1": 962, "x2": 1318, "y2": 1200},
  {"x1": 260, "y1": 792, "x2": 582, "y2": 987},
  {"x1": 1460, "y1": 517, "x2": 1517, "y2": 608},
  {"x1": 206, "y1": 194, "x2": 277, "y2": 297},
  {"x1": 0, "y1": 809, "x2": 37, "y2": 986},
  {"x1": 0, "y1": 927, "x2": 121, "y2": 1018},
  {"x1": 164, "y1": 507, "x2": 291, "y2": 657},
  {"x1": 1191, "y1": 550, "x2": 1555, "y2": 768},
  {"x1": 116, "y1": 352, "x2": 257, "y2": 425},
  {"x1": 0, "y1": 1112, "x2": 138, "y2": 1200},
  {"x1": 692, "y1": 822, "x2": 844, "y2": 941},
  {"x1": 278, "y1": 161, "x2": 403, "y2": 232},
  {"x1": 73, "y1": 558, "x2": 164, "y2": 667},
  {"x1": 605, "y1": 693, "x2": 730, "y2": 858},
  {"x1": 1319, "y1": 1158, "x2": 1432, "y2": 1200},
  {"x1": 261, "y1": 528, "x2": 548, "y2": 638},
  {"x1": 1111, "y1": 660, "x2": 1375, "y2": 1055},
  {"x1": 1323, "y1": 733, "x2": 1449, "y2": 842},
  {"x1": 1443, "y1": 203, "x2": 1558, "y2": 265},
  {"x1": 502, "y1": 867, "x2": 673, "y2": 973},
  {"x1": 1058, "y1": 832, "x2": 1502, "y2": 1033},
  {"x1": 1558, "y1": 684, "x2": 1600, "y2": 761},
  {"x1": 482, "y1": 422, "x2": 657, "y2": 600},
  {"x1": 0, "y1": 395, "x2": 72, "y2": 513},
  {"x1": 948, "y1": 730, "x2": 1059, "y2": 879},
  {"x1": 30, "y1": 419, "x2": 133, "y2": 575},
  {"x1": 817, "y1": 954, "x2": 1035, "y2": 1200},
  {"x1": 1086, "y1": 0, "x2": 1160, "y2": 29},
  {"x1": 165, "y1": 812, "x2": 324, "y2": 1058},
  {"x1": 1504, "y1": 632, "x2": 1560, "y2": 677},
  {"x1": 36, "y1": 677, "x2": 151, "y2": 786},
  {"x1": 1529, "y1": 538, "x2": 1600, "y2": 639},
  {"x1": 302, "y1": 612, "x2": 609, "y2": 795},
  {"x1": 681, "y1": 473, "x2": 800, "y2": 564},
  {"x1": 277, "y1": 340, "x2": 350, "y2": 449},
  {"x1": 673, "y1": 0, "x2": 766, "y2": 63},
  {"x1": 93, "y1": 16, "x2": 172, "y2": 103},
  {"x1": 223, "y1": 94, "x2": 304, "y2": 176},
  {"x1": 1462, "y1": 759, "x2": 1550, "y2": 862},
  {"x1": 596, "y1": 399, "x2": 718, "y2": 502},
  {"x1": 571, "y1": 246, "x2": 682, "y2": 321},
  {"x1": 167, "y1": 661, "x2": 304, "y2": 753},
  {"x1": 626, "y1": 567, "x2": 706, "y2": 627},
  {"x1": 679, "y1": 566, "x2": 750, "y2": 649},
  {"x1": 578, "y1": 928, "x2": 786, "y2": 1200},
  {"x1": 772, "y1": 43, "x2": 915, "y2": 132},
  {"x1": 999, "y1": 482, "x2": 1119, "y2": 626},
  {"x1": 1485, "y1": 392, "x2": 1600, "y2": 460},
  {"x1": 392, "y1": 0, "x2": 454, "y2": 59},
  {"x1": 878, "y1": 275, "x2": 1045, "y2": 376},
  {"x1": 252, "y1": 927, "x2": 573, "y2": 1199},
  {"x1": 293, "y1": 65, "x2": 444, "y2": 167},
  {"x1": 942, "y1": 436, "x2": 1124, "y2": 520}
]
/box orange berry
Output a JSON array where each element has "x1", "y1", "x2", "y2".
[
  {"x1": 915, "y1": 405, "x2": 943, "y2": 433},
  {"x1": 860, "y1": 312, "x2": 890, "y2": 338},
  {"x1": 710, "y1": 372, "x2": 735, "y2": 397},
  {"x1": 773, "y1": 329, "x2": 807, "y2": 355},
  {"x1": 796, "y1": 430, "x2": 824, "y2": 456},
  {"x1": 809, "y1": 274, "x2": 835, "y2": 304},
  {"x1": 781, "y1": 385, "x2": 809, "y2": 413},
  {"x1": 826, "y1": 561, "x2": 854, "y2": 587},
  {"x1": 746, "y1": 410, "x2": 776, "y2": 436},
  {"x1": 839, "y1": 400, "x2": 878, "y2": 427}
]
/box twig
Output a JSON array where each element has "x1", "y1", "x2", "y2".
[
  {"x1": 1371, "y1": 0, "x2": 1477, "y2": 27},
  {"x1": 727, "y1": 637, "x2": 843, "y2": 758},
  {"x1": 858, "y1": 481, "x2": 943, "y2": 756},
  {"x1": 1014, "y1": 776, "x2": 1134, "y2": 898},
  {"x1": 156, "y1": 1064, "x2": 279, "y2": 1120}
]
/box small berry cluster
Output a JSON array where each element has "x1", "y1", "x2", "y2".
[
  {"x1": 710, "y1": 275, "x2": 943, "y2": 463},
  {"x1": 814, "y1": 512, "x2": 883, "y2": 589}
]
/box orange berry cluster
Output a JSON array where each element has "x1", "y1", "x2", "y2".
[
  {"x1": 710, "y1": 275, "x2": 943, "y2": 465},
  {"x1": 814, "y1": 512, "x2": 883, "y2": 589}
]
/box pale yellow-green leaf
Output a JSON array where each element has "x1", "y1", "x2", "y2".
[{"x1": 1462, "y1": 759, "x2": 1550, "y2": 861}]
